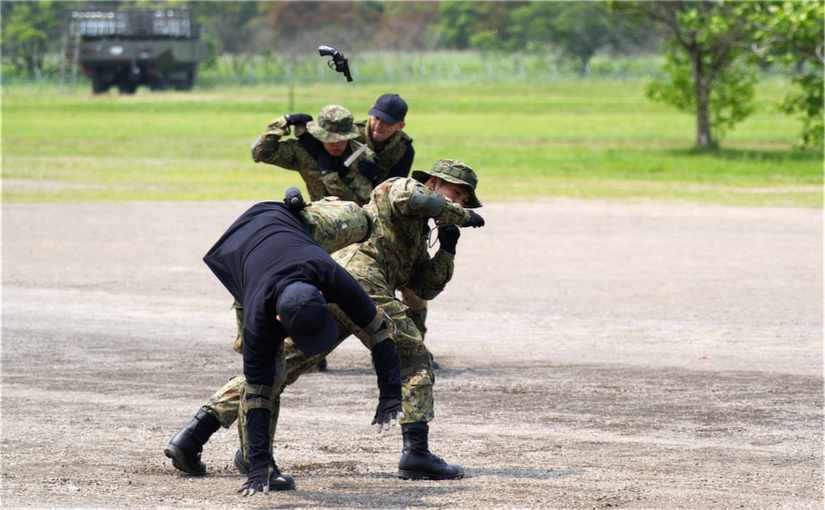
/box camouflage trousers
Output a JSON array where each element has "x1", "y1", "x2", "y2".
[{"x1": 204, "y1": 283, "x2": 434, "y2": 463}]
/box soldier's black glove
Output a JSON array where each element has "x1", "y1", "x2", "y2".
[
  {"x1": 285, "y1": 113, "x2": 313, "y2": 126},
  {"x1": 373, "y1": 396, "x2": 402, "y2": 433},
  {"x1": 238, "y1": 464, "x2": 271, "y2": 497},
  {"x1": 370, "y1": 338, "x2": 402, "y2": 433},
  {"x1": 462, "y1": 210, "x2": 485, "y2": 228},
  {"x1": 437, "y1": 225, "x2": 460, "y2": 254},
  {"x1": 358, "y1": 158, "x2": 381, "y2": 184},
  {"x1": 283, "y1": 186, "x2": 306, "y2": 212}
]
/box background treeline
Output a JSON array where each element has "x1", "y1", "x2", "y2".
[
  {"x1": 1, "y1": 1, "x2": 664, "y2": 77},
  {"x1": 2, "y1": 1, "x2": 822, "y2": 149}
]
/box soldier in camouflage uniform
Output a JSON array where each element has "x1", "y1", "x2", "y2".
[
  {"x1": 273, "y1": 94, "x2": 420, "y2": 372},
  {"x1": 355, "y1": 93, "x2": 414, "y2": 189},
  {"x1": 353, "y1": 94, "x2": 433, "y2": 359},
  {"x1": 181, "y1": 160, "x2": 484, "y2": 481},
  {"x1": 251, "y1": 105, "x2": 375, "y2": 205}
]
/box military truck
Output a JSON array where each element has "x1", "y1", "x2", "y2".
[{"x1": 68, "y1": 9, "x2": 208, "y2": 94}]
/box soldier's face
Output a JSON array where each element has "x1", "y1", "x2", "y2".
[
  {"x1": 323, "y1": 140, "x2": 349, "y2": 157},
  {"x1": 369, "y1": 116, "x2": 404, "y2": 142},
  {"x1": 427, "y1": 177, "x2": 470, "y2": 207}
]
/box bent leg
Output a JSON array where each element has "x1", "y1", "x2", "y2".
[
  {"x1": 399, "y1": 287, "x2": 428, "y2": 339},
  {"x1": 384, "y1": 300, "x2": 434, "y2": 425},
  {"x1": 203, "y1": 375, "x2": 244, "y2": 428}
]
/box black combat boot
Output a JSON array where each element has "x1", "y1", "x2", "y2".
[
  {"x1": 234, "y1": 449, "x2": 296, "y2": 490},
  {"x1": 164, "y1": 408, "x2": 221, "y2": 476},
  {"x1": 398, "y1": 422, "x2": 464, "y2": 480}
]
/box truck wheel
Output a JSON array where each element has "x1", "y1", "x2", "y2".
[
  {"x1": 117, "y1": 82, "x2": 138, "y2": 95},
  {"x1": 92, "y1": 78, "x2": 109, "y2": 94},
  {"x1": 173, "y1": 69, "x2": 196, "y2": 91}
]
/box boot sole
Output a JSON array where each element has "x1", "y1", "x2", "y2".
[
  {"x1": 164, "y1": 445, "x2": 206, "y2": 476},
  {"x1": 398, "y1": 469, "x2": 464, "y2": 481}
]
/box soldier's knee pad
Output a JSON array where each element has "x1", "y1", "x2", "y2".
[{"x1": 243, "y1": 383, "x2": 274, "y2": 411}]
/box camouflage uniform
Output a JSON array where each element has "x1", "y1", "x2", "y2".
[
  {"x1": 204, "y1": 163, "x2": 480, "y2": 462},
  {"x1": 354, "y1": 119, "x2": 429, "y2": 338},
  {"x1": 354, "y1": 120, "x2": 414, "y2": 186},
  {"x1": 251, "y1": 105, "x2": 374, "y2": 205}
]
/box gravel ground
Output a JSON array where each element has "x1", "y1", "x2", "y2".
[{"x1": 2, "y1": 199, "x2": 822, "y2": 509}]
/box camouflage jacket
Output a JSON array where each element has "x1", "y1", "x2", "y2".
[
  {"x1": 333, "y1": 177, "x2": 470, "y2": 300},
  {"x1": 355, "y1": 121, "x2": 415, "y2": 184},
  {"x1": 251, "y1": 116, "x2": 374, "y2": 204}
]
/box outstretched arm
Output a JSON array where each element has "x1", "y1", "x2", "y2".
[
  {"x1": 387, "y1": 179, "x2": 470, "y2": 226},
  {"x1": 250, "y1": 116, "x2": 308, "y2": 171}
]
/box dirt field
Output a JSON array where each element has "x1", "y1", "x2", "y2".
[{"x1": 2, "y1": 200, "x2": 822, "y2": 509}]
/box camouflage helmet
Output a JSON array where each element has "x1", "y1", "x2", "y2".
[
  {"x1": 306, "y1": 105, "x2": 361, "y2": 144},
  {"x1": 299, "y1": 197, "x2": 371, "y2": 253},
  {"x1": 412, "y1": 159, "x2": 482, "y2": 208}
]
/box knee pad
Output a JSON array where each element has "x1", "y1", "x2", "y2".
[{"x1": 243, "y1": 383, "x2": 273, "y2": 411}]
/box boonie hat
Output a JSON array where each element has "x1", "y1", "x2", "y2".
[
  {"x1": 412, "y1": 159, "x2": 482, "y2": 209},
  {"x1": 307, "y1": 105, "x2": 361, "y2": 143},
  {"x1": 368, "y1": 93, "x2": 407, "y2": 124},
  {"x1": 276, "y1": 282, "x2": 337, "y2": 356}
]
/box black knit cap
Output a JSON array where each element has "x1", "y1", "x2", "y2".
[{"x1": 276, "y1": 282, "x2": 337, "y2": 356}]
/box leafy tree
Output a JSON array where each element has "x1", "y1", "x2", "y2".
[
  {"x1": 191, "y1": 1, "x2": 263, "y2": 55},
  {"x1": 258, "y1": 1, "x2": 384, "y2": 53},
  {"x1": 373, "y1": 2, "x2": 441, "y2": 51},
  {"x1": 1, "y1": 1, "x2": 63, "y2": 77},
  {"x1": 751, "y1": 1, "x2": 824, "y2": 149},
  {"x1": 619, "y1": 1, "x2": 762, "y2": 149},
  {"x1": 435, "y1": 1, "x2": 526, "y2": 51},
  {"x1": 511, "y1": 2, "x2": 628, "y2": 74}
]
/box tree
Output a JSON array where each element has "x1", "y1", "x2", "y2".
[
  {"x1": 620, "y1": 1, "x2": 762, "y2": 149},
  {"x1": 435, "y1": 2, "x2": 526, "y2": 51},
  {"x1": 511, "y1": 2, "x2": 640, "y2": 75},
  {"x1": 373, "y1": 2, "x2": 441, "y2": 51},
  {"x1": 751, "y1": 1, "x2": 824, "y2": 149},
  {"x1": 1, "y1": 1, "x2": 63, "y2": 78}
]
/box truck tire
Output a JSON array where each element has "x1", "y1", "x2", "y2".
[
  {"x1": 92, "y1": 78, "x2": 110, "y2": 95},
  {"x1": 172, "y1": 69, "x2": 196, "y2": 91},
  {"x1": 117, "y1": 82, "x2": 138, "y2": 95}
]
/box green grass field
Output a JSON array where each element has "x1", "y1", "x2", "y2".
[{"x1": 3, "y1": 79, "x2": 822, "y2": 206}]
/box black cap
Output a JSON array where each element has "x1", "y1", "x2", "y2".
[
  {"x1": 276, "y1": 282, "x2": 338, "y2": 356},
  {"x1": 368, "y1": 93, "x2": 407, "y2": 124}
]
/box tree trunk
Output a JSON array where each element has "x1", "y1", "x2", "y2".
[
  {"x1": 691, "y1": 51, "x2": 714, "y2": 149},
  {"x1": 579, "y1": 55, "x2": 591, "y2": 76}
]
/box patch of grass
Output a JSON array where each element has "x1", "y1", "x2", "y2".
[{"x1": 2, "y1": 80, "x2": 821, "y2": 207}]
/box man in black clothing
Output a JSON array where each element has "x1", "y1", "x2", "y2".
[{"x1": 171, "y1": 200, "x2": 402, "y2": 496}]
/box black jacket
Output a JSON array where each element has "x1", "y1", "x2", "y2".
[{"x1": 203, "y1": 202, "x2": 375, "y2": 384}]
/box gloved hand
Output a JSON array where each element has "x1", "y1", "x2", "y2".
[
  {"x1": 283, "y1": 186, "x2": 306, "y2": 212},
  {"x1": 285, "y1": 113, "x2": 313, "y2": 126},
  {"x1": 372, "y1": 396, "x2": 402, "y2": 433},
  {"x1": 265, "y1": 116, "x2": 291, "y2": 138},
  {"x1": 358, "y1": 158, "x2": 381, "y2": 184},
  {"x1": 462, "y1": 210, "x2": 485, "y2": 228},
  {"x1": 238, "y1": 464, "x2": 271, "y2": 496},
  {"x1": 437, "y1": 225, "x2": 460, "y2": 254},
  {"x1": 370, "y1": 337, "x2": 402, "y2": 434}
]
